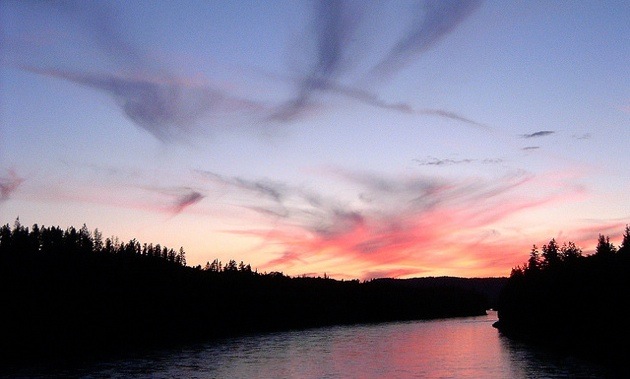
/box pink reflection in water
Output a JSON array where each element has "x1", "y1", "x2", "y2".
[
  {"x1": 12, "y1": 311, "x2": 620, "y2": 378},
  {"x1": 322, "y1": 311, "x2": 510, "y2": 378}
]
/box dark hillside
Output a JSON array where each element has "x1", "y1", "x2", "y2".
[
  {"x1": 395, "y1": 276, "x2": 507, "y2": 309},
  {"x1": 0, "y1": 221, "x2": 490, "y2": 363}
]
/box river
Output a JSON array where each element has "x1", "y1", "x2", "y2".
[{"x1": 4, "y1": 311, "x2": 626, "y2": 378}]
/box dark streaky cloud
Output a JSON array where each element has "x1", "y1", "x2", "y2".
[
  {"x1": 0, "y1": 169, "x2": 24, "y2": 201},
  {"x1": 572, "y1": 133, "x2": 591, "y2": 140},
  {"x1": 146, "y1": 186, "x2": 205, "y2": 215},
  {"x1": 195, "y1": 170, "x2": 286, "y2": 203},
  {"x1": 270, "y1": 0, "x2": 484, "y2": 128},
  {"x1": 368, "y1": 0, "x2": 483, "y2": 80},
  {"x1": 15, "y1": 1, "x2": 260, "y2": 143},
  {"x1": 23, "y1": 67, "x2": 262, "y2": 143},
  {"x1": 520, "y1": 131, "x2": 555, "y2": 138},
  {"x1": 268, "y1": 0, "x2": 360, "y2": 121},
  {"x1": 197, "y1": 169, "x2": 370, "y2": 237},
  {"x1": 52, "y1": 0, "x2": 147, "y2": 69},
  {"x1": 39, "y1": 68, "x2": 221, "y2": 142},
  {"x1": 13, "y1": 0, "x2": 485, "y2": 140},
  {"x1": 418, "y1": 109, "x2": 487, "y2": 129},
  {"x1": 172, "y1": 190, "x2": 205, "y2": 215}
]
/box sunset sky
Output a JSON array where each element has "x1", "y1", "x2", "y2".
[{"x1": 1, "y1": 0, "x2": 628, "y2": 280}]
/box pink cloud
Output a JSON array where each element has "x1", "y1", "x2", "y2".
[
  {"x1": 209, "y1": 168, "x2": 591, "y2": 279},
  {"x1": 260, "y1": 250, "x2": 308, "y2": 269},
  {"x1": 15, "y1": 162, "x2": 617, "y2": 279}
]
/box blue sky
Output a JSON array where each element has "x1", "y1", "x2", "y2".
[{"x1": 1, "y1": 0, "x2": 628, "y2": 279}]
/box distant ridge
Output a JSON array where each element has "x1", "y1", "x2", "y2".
[{"x1": 389, "y1": 277, "x2": 507, "y2": 309}]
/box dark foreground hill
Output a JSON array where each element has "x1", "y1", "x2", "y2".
[
  {"x1": 392, "y1": 276, "x2": 507, "y2": 309},
  {"x1": 494, "y1": 226, "x2": 630, "y2": 361},
  {"x1": 0, "y1": 222, "x2": 496, "y2": 363}
]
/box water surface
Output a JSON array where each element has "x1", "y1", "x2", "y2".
[{"x1": 5, "y1": 311, "x2": 626, "y2": 378}]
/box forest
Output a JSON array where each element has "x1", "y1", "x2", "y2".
[
  {"x1": 494, "y1": 225, "x2": 630, "y2": 360},
  {"x1": 0, "y1": 220, "x2": 494, "y2": 362}
]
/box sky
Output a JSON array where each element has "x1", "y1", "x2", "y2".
[{"x1": 1, "y1": 0, "x2": 628, "y2": 280}]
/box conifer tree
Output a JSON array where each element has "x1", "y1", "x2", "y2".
[{"x1": 595, "y1": 234, "x2": 616, "y2": 257}]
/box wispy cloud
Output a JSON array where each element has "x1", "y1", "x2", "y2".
[
  {"x1": 12, "y1": 1, "x2": 261, "y2": 143},
  {"x1": 572, "y1": 133, "x2": 591, "y2": 140},
  {"x1": 171, "y1": 189, "x2": 205, "y2": 215},
  {"x1": 11, "y1": 0, "x2": 485, "y2": 139},
  {"x1": 368, "y1": 0, "x2": 483, "y2": 80},
  {"x1": 269, "y1": 0, "x2": 484, "y2": 127},
  {"x1": 521, "y1": 146, "x2": 540, "y2": 151},
  {"x1": 267, "y1": 0, "x2": 362, "y2": 121},
  {"x1": 196, "y1": 169, "x2": 357, "y2": 230},
  {"x1": 14, "y1": 160, "x2": 591, "y2": 278},
  {"x1": 23, "y1": 67, "x2": 260, "y2": 142},
  {"x1": 74, "y1": 185, "x2": 206, "y2": 217},
  {"x1": 417, "y1": 108, "x2": 488, "y2": 129},
  {"x1": 0, "y1": 169, "x2": 24, "y2": 202},
  {"x1": 520, "y1": 130, "x2": 555, "y2": 138},
  {"x1": 9, "y1": 0, "x2": 147, "y2": 69},
  {"x1": 195, "y1": 171, "x2": 286, "y2": 203},
  {"x1": 267, "y1": 71, "x2": 486, "y2": 128},
  {"x1": 19, "y1": 160, "x2": 206, "y2": 216},
  {"x1": 196, "y1": 167, "x2": 582, "y2": 278},
  {"x1": 261, "y1": 250, "x2": 308, "y2": 269},
  {"x1": 414, "y1": 156, "x2": 502, "y2": 166},
  {"x1": 50, "y1": 0, "x2": 148, "y2": 69}
]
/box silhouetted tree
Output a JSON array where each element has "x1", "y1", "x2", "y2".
[
  {"x1": 11, "y1": 219, "x2": 30, "y2": 254},
  {"x1": 29, "y1": 223, "x2": 41, "y2": 253},
  {"x1": 510, "y1": 266, "x2": 525, "y2": 278},
  {"x1": 239, "y1": 261, "x2": 252, "y2": 274},
  {"x1": 560, "y1": 241, "x2": 582, "y2": 264},
  {"x1": 177, "y1": 247, "x2": 185, "y2": 265},
  {"x1": 93, "y1": 228, "x2": 103, "y2": 252},
  {"x1": 595, "y1": 234, "x2": 616, "y2": 257},
  {"x1": 496, "y1": 226, "x2": 630, "y2": 360},
  {"x1": 104, "y1": 237, "x2": 114, "y2": 255},
  {"x1": 147, "y1": 243, "x2": 155, "y2": 258},
  {"x1": 167, "y1": 248, "x2": 176, "y2": 262},
  {"x1": 154, "y1": 244, "x2": 161, "y2": 259},
  {"x1": 619, "y1": 225, "x2": 630, "y2": 255},
  {"x1": 224, "y1": 259, "x2": 238, "y2": 272},
  {"x1": 78, "y1": 224, "x2": 93, "y2": 254},
  {"x1": 541, "y1": 238, "x2": 560, "y2": 268},
  {"x1": 206, "y1": 259, "x2": 221, "y2": 272},
  {"x1": 0, "y1": 224, "x2": 11, "y2": 255},
  {"x1": 526, "y1": 245, "x2": 541, "y2": 273}
]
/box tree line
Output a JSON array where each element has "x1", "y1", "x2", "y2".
[
  {"x1": 1, "y1": 218, "x2": 188, "y2": 266},
  {"x1": 494, "y1": 225, "x2": 630, "y2": 361},
  {"x1": 0, "y1": 219, "x2": 490, "y2": 363},
  {"x1": 508, "y1": 227, "x2": 628, "y2": 277}
]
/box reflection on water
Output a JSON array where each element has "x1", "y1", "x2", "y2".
[{"x1": 4, "y1": 311, "x2": 626, "y2": 378}]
